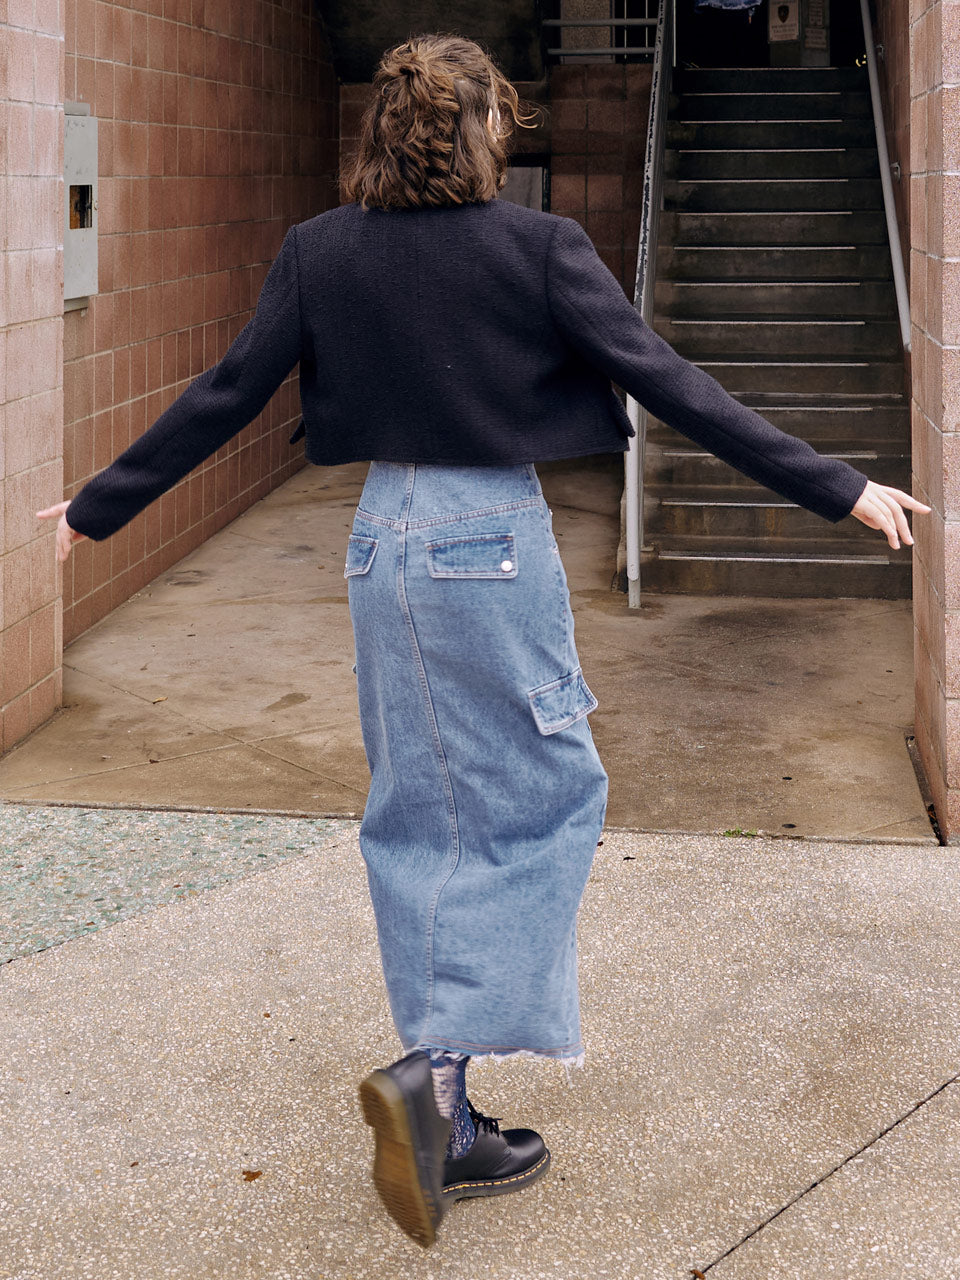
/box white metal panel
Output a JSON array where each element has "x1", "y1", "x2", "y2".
[{"x1": 63, "y1": 110, "x2": 98, "y2": 302}]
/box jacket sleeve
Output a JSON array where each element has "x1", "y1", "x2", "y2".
[
  {"x1": 546, "y1": 216, "x2": 869, "y2": 523},
  {"x1": 66, "y1": 225, "x2": 303, "y2": 541}
]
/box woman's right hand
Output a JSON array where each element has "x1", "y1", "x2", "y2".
[
  {"x1": 36, "y1": 501, "x2": 88, "y2": 563},
  {"x1": 850, "y1": 481, "x2": 931, "y2": 551}
]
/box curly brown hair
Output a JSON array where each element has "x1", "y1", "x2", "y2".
[{"x1": 343, "y1": 34, "x2": 535, "y2": 211}]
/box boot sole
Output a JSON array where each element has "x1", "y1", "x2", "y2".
[
  {"x1": 443, "y1": 1148, "x2": 552, "y2": 1201},
  {"x1": 359, "y1": 1069, "x2": 442, "y2": 1248}
]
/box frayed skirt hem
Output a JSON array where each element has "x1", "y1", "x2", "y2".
[{"x1": 411, "y1": 1041, "x2": 585, "y2": 1084}]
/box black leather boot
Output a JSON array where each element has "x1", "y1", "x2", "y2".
[
  {"x1": 442, "y1": 1100, "x2": 551, "y2": 1201},
  {"x1": 359, "y1": 1051, "x2": 452, "y2": 1247}
]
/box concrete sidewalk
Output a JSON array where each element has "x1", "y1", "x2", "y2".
[
  {"x1": 1, "y1": 806, "x2": 958, "y2": 1279},
  {"x1": 0, "y1": 459, "x2": 932, "y2": 841}
]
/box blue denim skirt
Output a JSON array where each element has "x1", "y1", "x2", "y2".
[{"x1": 346, "y1": 462, "x2": 608, "y2": 1065}]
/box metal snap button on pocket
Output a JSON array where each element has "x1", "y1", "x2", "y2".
[{"x1": 500, "y1": 559, "x2": 513, "y2": 573}]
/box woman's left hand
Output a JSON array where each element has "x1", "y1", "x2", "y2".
[
  {"x1": 36, "y1": 500, "x2": 88, "y2": 562},
  {"x1": 850, "y1": 481, "x2": 931, "y2": 550}
]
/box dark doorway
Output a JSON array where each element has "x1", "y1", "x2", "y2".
[
  {"x1": 830, "y1": 0, "x2": 866, "y2": 65},
  {"x1": 676, "y1": 0, "x2": 771, "y2": 67}
]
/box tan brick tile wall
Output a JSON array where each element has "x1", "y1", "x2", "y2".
[
  {"x1": 545, "y1": 63, "x2": 651, "y2": 298},
  {"x1": 0, "y1": 4, "x2": 65, "y2": 755},
  {"x1": 61, "y1": 0, "x2": 340, "y2": 647},
  {"x1": 909, "y1": 0, "x2": 960, "y2": 839}
]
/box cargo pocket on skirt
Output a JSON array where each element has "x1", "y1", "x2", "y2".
[
  {"x1": 344, "y1": 534, "x2": 378, "y2": 578},
  {"x1": 527, "y1": 667, "x2": 599, "y2": 736}
]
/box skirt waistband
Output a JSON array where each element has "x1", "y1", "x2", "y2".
[{"x1": 359, "y1": 461, "x2": 543, "y2": 527}]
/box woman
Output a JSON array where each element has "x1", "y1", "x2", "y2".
[{"x1": 39, "y1": 34, "x2": 927, "y2": 1250}]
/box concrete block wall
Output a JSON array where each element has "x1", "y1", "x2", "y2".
[
  {"x1": 547, "y1": 63, "x2": 652, "y2": 297},
  {"x1": 59, "y1": 0, "x2": 340, "y2": 644},
  {"x1": 1, "y1": 1, "x2": 66, "y2": 755},
  {"x1": 909, "y1": 0, "x2": 960, "y2": 839}
]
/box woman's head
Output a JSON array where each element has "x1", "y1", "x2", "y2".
[{"x1": 344, "y1": 34, "x2": 533, "y2": 211}]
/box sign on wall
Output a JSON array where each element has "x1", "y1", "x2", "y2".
[{"x1": 769, "y1": 1, "x2": 799, "y2": 41}]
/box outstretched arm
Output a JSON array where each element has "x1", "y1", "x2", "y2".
[
  {"x1": 38, "y1": 225, "x2": 303, "y2": 553},
  {"x1": 546, "y1": 216, "x2": 928, "y2": 537}
]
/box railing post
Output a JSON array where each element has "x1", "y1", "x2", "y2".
[
  {"x1": 859, "y1": 0, "x2": 910, "y2": 353},
  {"x1": 624, "y1": 0, "x2": 673, "y2": 607}
]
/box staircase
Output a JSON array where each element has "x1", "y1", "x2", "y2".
[{"x1": 643, "y1": 65, "x2": 911, "y2": 598}]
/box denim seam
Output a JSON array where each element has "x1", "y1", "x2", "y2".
[
  {"x1": 394, "y1": 465, "x2": 463, "y2": 1043},
  {"x1": 356, "y1": 496, "x2": 541, "y2": 531},
  {"x1": 536, "y1": 497, "x2": 570, "y2": 660}
]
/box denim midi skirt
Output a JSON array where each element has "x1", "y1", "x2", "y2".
[{"x1": 346, "y1": 462, "x2": 609, "y2": 1065}]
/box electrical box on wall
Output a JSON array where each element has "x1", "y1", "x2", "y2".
[{"x1": 64, "y1": 102, "x2": 98, "y2": 311}]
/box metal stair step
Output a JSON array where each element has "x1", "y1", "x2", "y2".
[
  {"x1": 663, "y1": 210, "x2": 888, "y2": 246},
  {"x1": 638, "y1": 546, "x2": 911, "y2": 599},
  {"x1": 644, "y1": 447, "x2": 909, "y2": 488},
  {"x1": 659, "y1": 244, "x2": 893, "y2": 281},
  {"x1": 644, "y1": 67, "x2": 909, "y2": 602},
  {"x1": 668, "y1": 148, "x2": 879, "y2": 181},
  {"x1": 738, "y1": 405, "x2": 908, "y2": 436},
  {"x1": 667, "y1": 118, "x2": 877, "y2": 149},
  {"x1": 659, "y1": 279, "x2": 896, "y2": 318},
  {"x1": 695, "y1": 360, "x2": 905, "y2": 394},
  {"x1": 647, "y1": 493, "x2": 904, "y2": 540},
  {"x1": 665, "y1": 177, "x2": 883, "y2": 213},
  {"x1": 672, "y1": 90, "x2": 871, "y2": 121},
  {"x1": 657, "y1": 316, "x2": 902, "y2": 358},
  {"x1": 673, "y1": 66, "x2": 868, "y2": 93}
]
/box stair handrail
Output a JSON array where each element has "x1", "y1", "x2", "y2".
[
  {"x1": 859, "y1": 0, "x2": 910, "y2": 353},
  {"x1": 542, "y1": 16, "x2": 657, "y2": 61},
  {"x1": 624, "y1": 0, "x2": 674, "y2": 608}
]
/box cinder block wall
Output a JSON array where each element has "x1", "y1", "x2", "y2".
[
  {"x1": 546, "y1": 63, "x2": 652, "y2": 297},
  {"x1": 0, "y1": 4, "x2": 66, "y2": 755},
  {"x1": 909, "y1": 0, "x2": 960, "y2": 840},
  {"x1": 60, "y1": 0, "x2": 340, "y2": 643}
]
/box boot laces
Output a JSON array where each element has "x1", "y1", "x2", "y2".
[{"x1": 466, "y1": 1100, "x2": 501, "y2": 1136}]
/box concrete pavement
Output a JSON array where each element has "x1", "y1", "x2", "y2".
[
  {"x1": 0, "y1": 458, "x2": 932, "y2": 841},
  {"x1": 1, "y1": 810, "x2": 958, "y2": 1279}
]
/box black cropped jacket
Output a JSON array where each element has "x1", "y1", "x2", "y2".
[{"x1": 66, "y1": 198, "x2": 868, "y2": 541}]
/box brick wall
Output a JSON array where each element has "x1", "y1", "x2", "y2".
[
  {"x1": 547, "y1": 63, "x2": 652, "y2": 297},
  {"x1": 1, "y1": 2, "x2": 66, "y2": 754},
  {"x1": 909, "y1": 0, "x2": 960, "y2": 839},
  {"x1": 60, "y1": 0, "x2": 340, "y2": 642}
]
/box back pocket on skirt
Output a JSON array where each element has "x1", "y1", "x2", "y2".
[
  {"x1": 527, "y1": 667, "x2": 598, "y2": 736},
  {"x1": 425, "y1": 532, "x2": 517, "y2": 579},
  {"x1": 344, "y1": 534, "x2": 378, "y2": 577}
]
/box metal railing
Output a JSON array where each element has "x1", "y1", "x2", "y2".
[
  {"x1": 859, "y1": 0, "x2": 910, "y2": 353},
  {"x1": 624, "y1": 0, "x2": 673, "y2": 607},
  {"x1": 542, "y1": 16, "x2": 657, "y2": 60}
]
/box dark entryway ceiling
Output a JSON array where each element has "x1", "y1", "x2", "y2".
[{"x1": 316, "y1": 0, "x2": 544, "y2": 83}]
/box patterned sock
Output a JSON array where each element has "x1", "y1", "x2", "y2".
[{"x1": 426, "y1": 1050, "x2": 476, "y2": 1158}]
